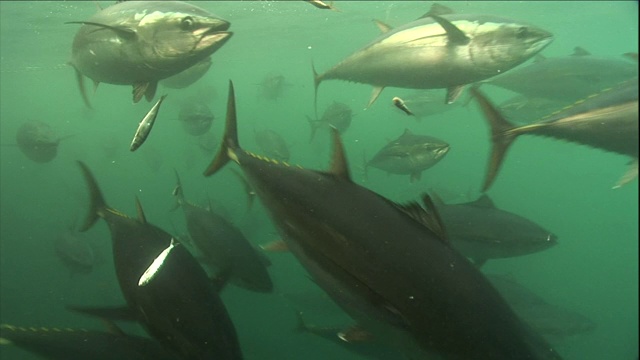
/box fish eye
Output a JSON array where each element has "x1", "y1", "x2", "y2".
[
  {"x1": 180, "y1": 16, "x2": 195, "y2": 30},
  {"x1": 516, "y1": 26, "x2": 529, "y2": 39}
]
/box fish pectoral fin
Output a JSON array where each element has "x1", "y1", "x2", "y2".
[
  {"x1": 337, "y1": 325, "x2": 373, "y2": 343},
  {"x1": 260, "y1": 239, "x2": 289, "y2": 252},
  {"x1": 372, "y1": 19, "x2": 393, "y2": 33},
  {"x1": 65, "y1": 21, "x2": 136, "y2": 40},
  {"x1": 70, "y1": 63, "x2": 92, "y2": 109},
  {"x1": 612, "y1": 159, "x2": 638, "y2": 189},
  {"x1": 427, "y1": 14, "x2": 470, "y2": 46},
  {"x1": 446, "y1": 85, "x2": 466, "y2": 104},
  {"x1": 132, "y1": 83, "x2": 149, "y2": 103},
  {"x1": 367, "y1": 86, "x2": 385, "y2": 108},
  {"x1": 145, "y1": 82, "x2": 158, "y2": 102}
]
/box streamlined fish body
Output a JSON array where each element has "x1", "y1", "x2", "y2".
[
  {"x1": 130, "y1": 95, "x2": 167, "y2": 152},
  {"x1": 0, "y1": 324, "x2": 174, "y2": 360},
  {"x1": 77, "y1": 162, "x2": 242, "y2": 360},
  {"x1": 307, "y1": 101, "x2": 353, "y2": 142},
  {"x1": 68, "y1": 1, "x2": 232, "y2": 106},
  {"x1": 472, "y1": 77, "x2": 639, "y2": 190},
  {"x1": 174, "y1": 172, "x2": 273, "y2": 293},
  {"x1": 367, "y1": 129, "x2": 450, "y2": 182},
  {"x1": 483, "y1": 49, "x2": 638, "y2": 102},
  {"x1": 433, "y1": 194, "x2": 557, "y2": 267},
  {"x1": 313, "y1": 6, "x2": 553, "y2": 110},
  {"x1": 15, "y1": 121, "x2": 65, "y2": 163},
  {"x1": 204, "y1": 81, "x2": 562, "y2": 360},
  {"x1": 254, "y1": 129, "x2": 290, "y2": 162}
]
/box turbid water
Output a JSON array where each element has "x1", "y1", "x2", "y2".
[{"x1": 0, "y1": 2, "x2": 637, "y2": 359}]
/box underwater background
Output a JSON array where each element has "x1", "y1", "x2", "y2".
[{"x1": 0, "y1": 1, "x2": 637, "y2": 359}]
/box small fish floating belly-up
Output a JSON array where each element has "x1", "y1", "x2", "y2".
[
  {"x1": 68, "y1": 1, "x2": 232, "y2": 107},
  {"x1": 312, "y1": 3, "x2": 553, "y2": 113},
  {"x1": 472, "y1": 77, "x2": 639, "y2": 191},
  {"x1": 205, "y1": 81, "x2": 563, "y2": 360}
]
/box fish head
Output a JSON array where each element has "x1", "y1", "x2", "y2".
[
  {"x1": 179, "y1": 102, "x2": 214, "y2": 135},
  {"x1": 133, "y1": 3, "x2": 232, "y2": 76},
  {"x1": 410, "y1": 139, "x2": 450, "y2": 167},
  {"x1": 15, "y1": 121, "x2": 60, "y2": 163},
  {"x1": 471, "y1": 19, "x2": 553, "y2": 75}
]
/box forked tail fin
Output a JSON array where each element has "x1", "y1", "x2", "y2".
[
  {"x1": 470, "y1": 87, "x2": 521, "y2": 192},
  {"x1": 204, "y1": 80, "x2": 240, "y2": 177}
]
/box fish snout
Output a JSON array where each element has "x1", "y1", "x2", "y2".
[
  {"x1": 524, "y1": 26, "x2": 554, "y2": 54},
  {"x1": 197, "y1": 29, "x2": 233, "y2": 53},
  {"x1": 436, "y1": 144, "x2": 450, "y2": 159},
  {"x1": 545, "y1": 233, "x2": 559, "y2": 246}
]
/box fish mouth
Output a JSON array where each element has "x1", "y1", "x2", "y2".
[
  {"x1": 197, "y1": 29, "x2": 233, "y2": 53},
  {"x1": 529, "y1": 30, "x2": 554, "y2": 53},
  {"x1": 435, "y1": 145, "x2": 450, "y2": 159}
]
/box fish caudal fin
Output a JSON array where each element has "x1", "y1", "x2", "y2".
[
  {"x1": 470, "y1": 88, "x2": 520, "y2": 192},
  {"x1": 204, "y1": 80, "x2": 240, "y2": 177},
  {"x1": 76, "y1": 161, "x2": 108, "y2": 232}
]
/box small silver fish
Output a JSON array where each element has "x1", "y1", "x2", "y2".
[
  {"x1": 304, "y1": 0, "x2": 338, "y2": 11},
  {"x1": 130, "y1": 95, "x2": 167, "y2": 152},
  {"x1": 138, "y1": 238, "x2": 178, "y2": 287},
  {"x1": 392, "y1": 96, "x2": 413, "y2": 116}
]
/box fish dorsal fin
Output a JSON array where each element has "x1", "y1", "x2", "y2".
[
  {"x1": 421, "y1": 3, "x2": 455, "y2": 18},
  {"x1": 134, "y1": 196, "x2": 147, "y2": 223},
  {"x1": 420, "y1": 194, "x2": 448, "y2": 241},
  {"x1": 367, "y1": 86, "x2": 385, "y2": 108},
  {"x1": 372, "y1": 19, "x2": 393, "y2": 33},
  {"x1": 65, "y1": 21, "x2": 136, "y2": 40},
  {"x1": 401, "y1": 128, "x2": 413, "y2": 137},
  {"x1": 572, "y1": 46, "x2": 591, "y2": 56},
  {"x1": 329, "y1": 127, "x2": 352, "y2": 182},
  {"x1": 467, "y1": 194, "x2": 496, "y2": 208},
  {"x1": 392, "y1": 195, "x2": 448, "y2": 243},
  {"x1": 428, "y1": 14, "x2": 470, "y2": 46}
]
